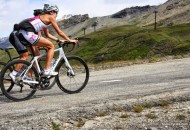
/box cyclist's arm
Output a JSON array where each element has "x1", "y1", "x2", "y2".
[
  {"x1": 43, "y1": 28, "x2": 59, "y2": 41},
  {"x1": 49, "y1": 16, "x2": 77, "y2": 43}
]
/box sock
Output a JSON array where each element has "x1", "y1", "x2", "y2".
[{"x1": 12, "y1": 70, "x2": 18, "y2": 75}]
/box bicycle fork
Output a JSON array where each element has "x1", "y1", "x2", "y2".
[
  {"x1": 62, "y1": 57, "x2": 75, "y2": 77},
  {"x1": 57, "y1": 48, "x2": 75, "y2": 77}
]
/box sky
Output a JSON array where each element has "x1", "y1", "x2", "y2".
[{"x1": 0, "y1": 0, "x2": 167, "y2": 37}]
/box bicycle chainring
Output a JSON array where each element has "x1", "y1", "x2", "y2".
[{"x1": 39, "y1": 77, "x2": 50, "y2": 90}]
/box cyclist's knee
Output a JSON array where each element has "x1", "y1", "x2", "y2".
[{"x1": 47, "y1": 43, "x2": 54, "y2": 50}]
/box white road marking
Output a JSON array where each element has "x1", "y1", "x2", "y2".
[{"x1": 101, "y1": 80, "x2": 122, "y2": 83}]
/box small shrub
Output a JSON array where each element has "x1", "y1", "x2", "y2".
[
  {"x1": 115, "y1": 106, "x2": 124, "y2": 112},
  {"x1": 158, "y1": 100, "x2": 170, "y2": 107},
  {"x1": 76, "y1": 118, "x2": 85, "y2": 128},
  {"x1": 176, "y1": 114, "x2": 186, "y2": 120},
  {"x1": 98, "y1": 111, "x2": 106, "y2": 117},
  {"x1": 149, "y1": 57, "x2": 159, "y2": 63},
  {"x1": 133, "y1": 105, "x2": 143, "y2": 113},
  {"x1": 143, "y1": 103, "x2": 153, "y2": 109},
  {"x1": 114, "y1": 126, "x2": 123, "y2": 129},
  {"x1": 119, "y1": 113, "x2": 129, "y2": 118},
  {"x1": 51, "y1": 122, "x2": 61, "y2": 130},
  {"x1": 145, "y1": 113, "x2": 158, "y2": 119}
]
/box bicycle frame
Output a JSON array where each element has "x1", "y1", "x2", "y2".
[{"x1": 21, "y1": 46, "x2": 74, "y2": 85}]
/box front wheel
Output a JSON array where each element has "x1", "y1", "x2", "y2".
[{"x1": 55, "y1": 56, "x2": 89, "y2": 94}]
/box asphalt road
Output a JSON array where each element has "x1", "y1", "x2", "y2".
[{"x1": 0, "y1": 57, "x2": 190, "y2": 123}]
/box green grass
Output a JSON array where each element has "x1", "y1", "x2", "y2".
[
  {"x1": 176, "y1": 114, "x2": 186, "y2": 120},
  {"x1": 76, "y1": 118, "x2": 85, "y2": 128},
  {"x1": 97, "y1": 111, "x2": 106, "y2": 117},
  {"x1": 3, "y1": 23, "x2": 190, "y2": 65},
  {"x1": 71, "y1": 23, "x2": 190, "y2": 64},
  {"x1": 145, "y1": 113, "x2": 158, "y2": 119},
  {"x1": 51, "y1": 122, "x2": 61, "y2": 130},
  {"x1": 133, "y1": 105, "x2": 144, "y2": 113},
  {"x1": 158, "y1": 100, "x2": 171, "y2": 107},
  {"x1": 0, "y1": 49, "x2": 19, "y2": 63},
  {"x1": 119, "y1": 113, "x2": 129, "y2": 118}
]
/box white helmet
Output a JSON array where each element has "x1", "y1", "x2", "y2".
[{"x1": 43, "y1": 4, "x2": 59, "y2": 13}]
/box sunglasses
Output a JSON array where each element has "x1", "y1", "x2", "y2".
[{"x1": 53, "y1": 11, "x2": 58, "y2": 14}]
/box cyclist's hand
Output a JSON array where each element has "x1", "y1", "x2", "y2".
[
  {"x1": 68, "y1": 39, "x2": 78, "y2": 43},
  {"x1": 59, "y1": 39, "x2": 66, "y2": 43},
  {"x1": 59, "y1": 39, "x2": 78, "y2": 43}
]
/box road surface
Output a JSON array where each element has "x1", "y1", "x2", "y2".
[{"x1": 0, "y1": 57, "x2": 190, "y2": 129}]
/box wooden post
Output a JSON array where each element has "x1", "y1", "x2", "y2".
[{"x1": 154, "y1": 11, "x2": 158, "y2": 30}]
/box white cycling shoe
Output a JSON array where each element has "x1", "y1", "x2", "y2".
[
  {"x1": 9, "y1": 71, "x2": 32, "y2": 82},
  {"x1": 43, "y1": 69, "x2": 58, "y2": 76},
  {"x1": 9, "y1": 72, "x2": 16, "y2": 82}
]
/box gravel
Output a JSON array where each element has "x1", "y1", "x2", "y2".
[{"x1": 0, "y1": 57, "x2": 190, "y2": 130}]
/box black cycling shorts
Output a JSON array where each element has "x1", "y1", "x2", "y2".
[{"x1": 9, "y1": 31, "x2": 27, "y2": 54}]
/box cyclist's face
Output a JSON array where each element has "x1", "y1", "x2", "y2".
[
  {"x1": 53, "y1": 11, "x2": 58, "y2": 18},
  {"x1": 50, "y1": 11, "x2": 58, "y2": 18}
]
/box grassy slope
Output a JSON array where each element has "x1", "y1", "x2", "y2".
[
  {"x1": 73, "y1": 23, "x2": 190, "y2": 63},
  {"x1": 1, "y1": 23, "x2": 190, "y2": 65}
]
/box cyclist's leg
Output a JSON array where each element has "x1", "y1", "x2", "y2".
[
  {"x1": 27, "y1": 46, "x2": 40, "y2": 56},
  {"x1": 18, "y1": 30, "x2": 56, "y2": 76},
  {"x1": 35, "y1": 37, "x2": 57, "y2": 75},
  {"x1": 14, "y1": 30, "x2": 40, "y2": 78},
  {"x1": 35, "y1": 37, "x2": 54, "y2": 70},
  {"x1": 9, "y1": 31, "x2": 29, "y2": 79},
  {"x1": 26, "y1": 46, "x2": 40, "y2": 77}
]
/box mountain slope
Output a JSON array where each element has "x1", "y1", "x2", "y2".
[
  {"x1": 56, "y1": 0, "x2": 190, "y2": 38},
  {"x1": 71, "y1": 23, "x2": 190, "y2": 63},
  {"x1": 140, "y1": 0, "x2": 190, "y2": 26}
]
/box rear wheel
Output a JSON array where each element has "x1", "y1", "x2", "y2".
[
  {"x1": 0, "y1": 60, "x2": 39, "y2": 101},
  {"x1": 0, "y1": 62, "x2": 14, "y2": 93},
  {"x1": 55, "y1": 56, "x2": 89, "y2": 94}
]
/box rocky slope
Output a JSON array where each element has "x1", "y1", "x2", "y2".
[
  {"x1": 111, "y1": 5, "x2": 155, "y2": 18},
  {"x1": 140, "y1": 0, "x2": 190, "y2": 26},
  {"x1": 51, "y1": 0, "x2": 190, "y2": 38}
]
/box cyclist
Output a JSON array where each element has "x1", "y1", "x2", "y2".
[
  {"x1": 17, "y1": 4, "x2": 78, "y2": 76},
  {"x1": 9, "y1": 9, "x2": 43, "y2": 81}
]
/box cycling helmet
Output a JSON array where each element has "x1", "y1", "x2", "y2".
[
  {"x1": 43, "y1": 4, "x2": 59, "y2": 13},
  {"x1": 33, "y1": 9, "x2": 43, "y2": 16}
]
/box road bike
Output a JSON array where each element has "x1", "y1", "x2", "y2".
[{"x1": 0, "y1": 41, "x2": 89, "y2": 101}]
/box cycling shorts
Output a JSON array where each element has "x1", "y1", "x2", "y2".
[
  {"x1": 18, "y1": 30, "x2": 40, "y2": 46},
  {"x1": 9, "y1": 31, "x2": 27, "y2": 54}
]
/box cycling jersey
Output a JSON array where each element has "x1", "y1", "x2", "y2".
[
  {"x1": 28, "y1": 16, "x2": 48, "y2": 32},
  {"x1": 18, "y1": 16, "x2": 48, "y2": 45},
  {"x1": 19, "y1": 16, "x2": 48, "y2": 33}
]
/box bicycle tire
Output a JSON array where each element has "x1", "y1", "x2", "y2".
[
  {"x1": 0, "y1": 62, "x2": 6, "y2": 71},
  {"x1": 0, "y1": 62, "x2": 14, "y2": 93},
  {"x1": 0, "y1": 60, "x2": 39, "y2": 101},
  {"x1": 55, "y1": 56, "x2": 89, "y2": 94}
]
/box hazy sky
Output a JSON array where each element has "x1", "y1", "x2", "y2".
[{"x1": 0, "y1": 0, "x2": 167, "y2": 37}]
